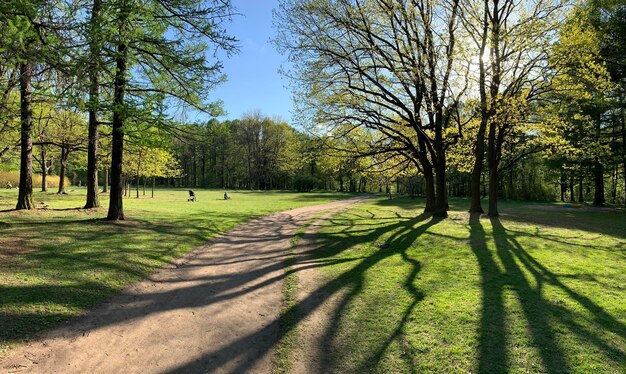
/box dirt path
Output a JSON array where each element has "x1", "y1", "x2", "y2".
[{"x1": 1, "y1": 197, "x2": 368, "y2": 374}]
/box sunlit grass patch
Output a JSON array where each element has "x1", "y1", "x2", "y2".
[
  {"x1": 303, "y1": 197, "x2": 626, "y2": 373},
  {"x1": 0, "y1": 188, "x2": 351, "y2": 354}
]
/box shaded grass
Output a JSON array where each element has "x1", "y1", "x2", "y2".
[
  {"x1": 302, "y1": 197, "x2": 626, "y2": 373},
  {"x1": 0, "y1": 188, "x2": 351, "y2": 354}
]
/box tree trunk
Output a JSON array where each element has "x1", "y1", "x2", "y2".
[
  {"x1": 57, "y1": 147, "x2": 68, "y2": 194},
  {"x1": 40, "y1": 146, "x2": 47, "y2": 192},
  {"x1": 469, "y1": 3, "x2": 489, "y2": 214},
  {"x1": 611, "y1": 165, "x2": 617, "y2": 204},
  {"x1": 434, "y1": 163, "x2": 448, "y2": 217},
  {"x1": 103, "y1": 166, "x2": 108, "y2": 192},
  {"x1": 423, "y1": 167, "x2": 436, "y2": 213},
  {"x1": 488, "y1": 167, "x2": 499, "y2": 216},
  {"x1": 85, "y1": 0, "x2": 102, "y2": 209},
  {"x1": 569, "y1": 174, "x2": 574, "y2": 202},
  {"x1": 487, "y1": 122, "x2": 499, "y2": 217},
  {"x1": 136, "y1": 174, "x2": 139, "y2": 198},
  {"x1": 107, "y1": 3, "x2": 128, "y2": 221},
  {"x1": 16, "y1": 61, "x2": 34, "y2": 210},
  {"x1": 593, "y1": 160, "x2": 605, "y2": 206},
  {"x1": 560, "y1": 173, "x2": 566, "y2": 202},
  {"x1": 578, "y1": 171, "x2": 584, "y2": 203}
]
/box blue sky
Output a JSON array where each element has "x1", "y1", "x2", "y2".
[{"x1": 207, "y1": 0, "x2": 293, "y2": 122}]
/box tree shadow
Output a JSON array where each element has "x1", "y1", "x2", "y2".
[
  {"x1": 0, "y1": 211, "x2": 257, "y2": 347},
  {"x1": 499, "y1": 207, "x2": 626, "y2": 240},
  {"x1": 165, "y1": 212, "x2": 438, "y2": 373},
  {"x1": 469, "y1": 215, "x2": 626, "y2": 373}
]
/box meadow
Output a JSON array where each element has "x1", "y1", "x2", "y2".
[
  {"x1": 1, "y1": 189, "x2": 625, "y2": 373},
  {"x1": 295, "y1": 197, "x2": 626, "y2": 373},
  {"x1": 0, "y1": 188, "x2": 350, "y2": 353}
]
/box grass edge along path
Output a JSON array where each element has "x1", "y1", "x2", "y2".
[
  {"x1": 271, "y1": 217, "x2": 315, "y2": 374},
  {"x1": 272, "y1": 203, "x2": 357, "y2": 374}
]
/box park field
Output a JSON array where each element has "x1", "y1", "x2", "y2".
[
  {"x1": 298, "y1": 197, "x2": 626, "y2": 373},
  {"x1": 0, "y1": 188, "x2": 351, "y2": 354},
  {"x1": 1, "y1": 190, "x2": 625, "y2": 373}
]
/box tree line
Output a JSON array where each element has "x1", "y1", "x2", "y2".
[{"x1": 1, "y1": 0, "x2": 625, "y2": 220}]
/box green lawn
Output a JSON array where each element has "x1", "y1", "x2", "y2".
[
  {"x1": 0, "y1": 188, "x2": 351, "y2": 354},
  {"x1": 293, "y1": 197, "x2": 626, "y2": 373}
]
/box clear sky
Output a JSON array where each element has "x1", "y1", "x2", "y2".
[{"x1": 206, "y1": 0, "x2": 293, "y2": 123}]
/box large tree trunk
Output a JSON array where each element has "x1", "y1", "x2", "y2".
[
  {"x1": 16, "y1": 61, "x2": 34, "y2": 210},
  {"x1": 85, "y1": 0, "x2": 102, "y2": 209},
  {"x1": 488, "y1": 167, "x2": 499, "y2": 216},
  {"x1": 469, "y1": 135, "x2": 486, "y2": 213},
  {"x1": 423, "y1": 167, "x2": 436, "y2": 213},
  {"x1": 593, "y1": 160, "x2": 605, "y2": 206},
  {"x1": 469, "y1": 0, "x2": 490, "y2": 214},
  {"x1": 487, "y1": 122, "x2": 499, "y2": 217},
  {"x1": 434, "y1": 162, "x2": 448, "y2": 217},
  {"x1": 57, "y1": 147, "x2": 68, "y2": 194},
  {"x1": 107, "y1": 8, "x2": 128, "y2": 221}
]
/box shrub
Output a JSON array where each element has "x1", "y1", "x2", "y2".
[
  {"x1": 0, "y1": 171, "x2": 71, "y2": 189},
  {"x1": 294, "y1": 174, "x2": 320, "y2": 192}
]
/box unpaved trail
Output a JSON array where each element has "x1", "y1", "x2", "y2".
[{"x1": 1, "y1": 196, "x2": 368, "y2": 374}]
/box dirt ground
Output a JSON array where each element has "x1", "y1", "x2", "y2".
[{"x1": 1, "y1": 196, "x2": 368, "y2": 374}]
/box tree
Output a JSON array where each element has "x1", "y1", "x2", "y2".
[
  {"x1": 32, "y1": 100, "x2": 56, "y2": 191},
  {"x1": 84, "y1": 0, "x2": 105, "y2": 208},
  {"x1": 0, "y1": 3, "x2": 41, "y2": 209},
  {"x1": 1, "y1": 0, "x2": 75, "y2": 209},
  {"x1": 461, "y1": 0, "x2": 564, "y2": 216},
  {"x1": 50, "y1": 109, "x2": 88, "y2": 194},
  {"x1": 548, "y1": 4, "x2": 616, "y2": 206},
  {"x1": 276, "y1": 0, "x2": 468, "y2": 217},
  {"x1": 105, "y1": 0, "x2": 237, "y2": 220}
]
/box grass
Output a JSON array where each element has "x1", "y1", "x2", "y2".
[
  {"x1": 272, "y1": 218, "x2": 315, "y2": 374},
  {"x1": 289, "y1": 196, "x2": 626, "y2": 373},
  {"x1": 0, "y1": 187, "x2": 351, "y2": 354}
]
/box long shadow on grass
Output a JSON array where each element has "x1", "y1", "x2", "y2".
[
  {"x1": 470, "y1": 215, "x2": 626, "y2": 373},
  {"x1": 295, "y1": 213, "x2": 434, "y2": 372},
  {"x1": 0, "y1": 212, "x2": 256, "y2": 347},
  {"x1": 166, "y1": 212, "x2": 437, "y2": 373},
  {"x1": 1, "y1": 208, "x2": 365, "y2": 361},
  {"x1": 500, "y1": 207, "x2": 626, "y2": 240}
]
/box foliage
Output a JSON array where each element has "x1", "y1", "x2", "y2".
[
  {"x1": 0, "y1": 171, "x2": 69, "y2": 189},
  {"x1": 294, "y1": 174, "x2": 319, "y2": 192}
]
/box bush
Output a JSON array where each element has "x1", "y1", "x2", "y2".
[
  {"x1": 294, "y1": 174, "x2": 320, "y2": 192},
  {"x1": 0, "y1": 171, "x2": 71, "y2": 189}
]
